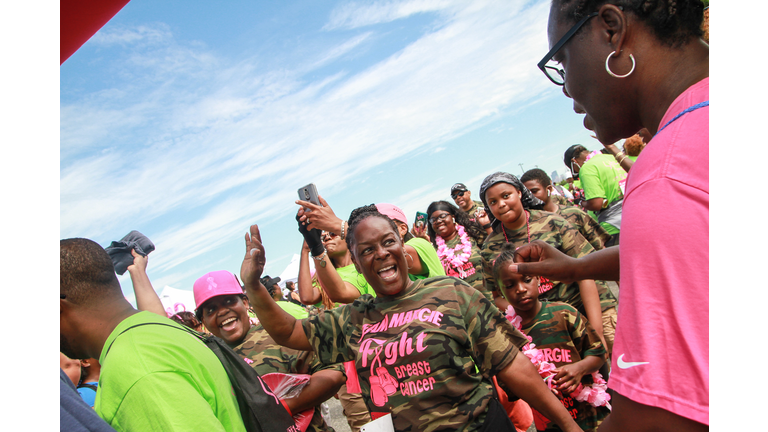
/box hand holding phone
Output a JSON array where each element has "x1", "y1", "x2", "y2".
[{"x1": 297, "y1": 184, "x2": 322, "y2": 212}]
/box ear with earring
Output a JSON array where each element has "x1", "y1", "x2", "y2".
[{"x1": 403, "y1": 248, "x2": 412, "y2": 270}]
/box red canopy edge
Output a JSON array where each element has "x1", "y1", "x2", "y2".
[{"x1": 61, "y1": 0, "x2": 131, "y2": 64}]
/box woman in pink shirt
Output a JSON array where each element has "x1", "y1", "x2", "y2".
[{"x1": 512, "y1": 1, "x2": 708, "y2": 431}]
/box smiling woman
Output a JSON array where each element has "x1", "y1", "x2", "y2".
[
  {"x1": 425, "y1": 200, "x2": 488, "y2": 299},
  {"x1": 242, "y1": 210, "x2": 584, "y2": 432},
  {"x1": 191, "y1": 270, "x2": 345, "y2": 432}
]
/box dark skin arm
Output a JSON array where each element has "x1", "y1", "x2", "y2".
[
  {"x1": 127, "y1": 250, "x2": 166, "y2": 316},
  {"x1": 511, "y1": 240, "x2": 620, "y2": 282},
  {"x1": 603, "y1": 143, "x2": 634, "y2": 172},
  {"x1": 584, "y1": 197, "x2": 605, "y2": 212},
  {"x1": 297, "y1": 241, "x2": 322, "y2": 305},
  {"x1": 598, "y1": 392, "x2": 708, "y2": 432},
  {"x1": 240, "y1": 224, "x2": 312, "y2": 351},
  {"x1": 283, "y1": 369, "x2": 345, "y2": 415},
  {"x1": 497, "y1": 353, "x2": 582, "y2": 432}
]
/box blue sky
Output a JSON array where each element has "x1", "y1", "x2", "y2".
[{"x1": 61, "y1": 0, "x2": 620, "y2": 306}]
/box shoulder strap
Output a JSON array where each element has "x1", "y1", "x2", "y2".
[{"x1": 104, "y1": 321, "x2": 205, "y2": 359}]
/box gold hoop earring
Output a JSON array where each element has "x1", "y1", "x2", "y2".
[
  {"x1": 605, "y1": 51, "x2": 635, "y2": 78},
  {"x1": 404, "y1": 249, "x2": 412, "y2": 270}
]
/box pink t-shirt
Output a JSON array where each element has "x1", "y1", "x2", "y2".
[{"x1": 610, "y1": 77, "x2": 708, "y2": 425}]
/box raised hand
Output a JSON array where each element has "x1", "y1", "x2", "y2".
[
  {"x1": 126, "y1": 249, "x2": 148, "y2": 274},
  {"x1": 295, "y1": 195, "x2": 342, "y2": 233},
  {"x1": 240, "y1": 224, "x2": 267, "y2": 288}
]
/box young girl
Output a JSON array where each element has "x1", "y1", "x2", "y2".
[
  {"x1": 478, "y1": 172, "x2": 606, "y2": 349},
  {"x1": 493, "y1": 244, "x2": 610, "y2": 432}
]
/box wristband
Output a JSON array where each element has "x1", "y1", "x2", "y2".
[
  {"x1": 482, "y1": 223, "x2": 492, "y2": 229},
  {"x1": 340, "y1": 220, "x2": 347, "y2": 240}
]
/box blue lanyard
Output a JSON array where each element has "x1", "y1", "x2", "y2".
[{"x1": 657, "y1": 100, "x2": 709, "y2": 134}]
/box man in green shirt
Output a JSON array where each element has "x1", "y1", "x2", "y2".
[
  {"x1": 564, "y1": 145, "x2": 628, "y2": 246},
  {"x1": 60, "y1": 238, "x2": 246, "y2": 432}
]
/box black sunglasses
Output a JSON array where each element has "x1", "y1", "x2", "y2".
[
  {"x1": 429, "y1": 213, "x2": 452, "y2": 225},
  {"x1": 537, "y1": 11, "x2": 599, "y2": 86},
  {"x1": 451, "y1": 191, "x2": 465, "y2": 199}
]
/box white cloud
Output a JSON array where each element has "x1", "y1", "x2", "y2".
[
  {"x1": 90, "y1": 24, "x2": 173, "y2": 46},
  {"x1": 324, "y1": 0, "x2": 457, "y2": 30},
  {"x1": 61, "y1": 0, "x2": 557, "y2": 289}
]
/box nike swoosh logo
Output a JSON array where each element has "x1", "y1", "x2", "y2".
[{"x1": 617, "y1": 353, "x2": 650, "y2": 369}]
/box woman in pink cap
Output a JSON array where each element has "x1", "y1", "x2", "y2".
[{"x1": 192, "y1": 270, "x2": 345, "y2": 432}]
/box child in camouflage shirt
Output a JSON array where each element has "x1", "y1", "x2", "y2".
[{"x1": 494, "y1": 245, "x2": 610, "y2": 432}]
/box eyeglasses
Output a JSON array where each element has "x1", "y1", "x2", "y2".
[
  {"x1": 429, "y1": 213, "x2": 452, "y2": 225},
  {"x1": 537, "y1": 11, "x2": 599, "y2": 86},
  {"x1": 451, "y1": 191, "x2": 465, "y2": 199},
  {"x1": 321, "y1": 231, "x2": 338, "y2": 242}
]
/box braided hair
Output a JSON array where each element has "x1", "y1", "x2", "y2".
[
  {"x1": 554, "y1": 0, "x2": 705, "y2": 48},
  {"x1": 491, "y1": 243, "x2": 519, "y2": 286},
  {"x1": 425, "y1": 201, "x2": 487, "y2": 247},
  {"x1": 345, "y1": 204, "x2": 402, "y2": 252}
]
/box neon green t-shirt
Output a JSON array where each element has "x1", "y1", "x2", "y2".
[
  {"x1": 579, "y1": 153, "x2": 627, "y2": 234},
  {"x1": 97, "y1": 311, "x2": 246, "y2": 432},
  {"x1": 406, "y1": 237, "x2": 447, "y2": 280},
  {"x1": 277, "y1": 300, "x2": 309, "y2": 319},
  {"x1": 337, "y1": 263, "x2": 376, "y2": 297}
]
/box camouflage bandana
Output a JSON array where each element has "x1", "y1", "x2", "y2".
[{"x1": 479, "y1": 172, "x2": 545, "y2": 230}]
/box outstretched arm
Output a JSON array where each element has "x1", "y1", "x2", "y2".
[
  {"x1": 314, "y1": 258, "x2": 365, "y2": 304},
  {"x1": 497, "y1": 353, "x2": 582, "y2": 432},
  {"x1": 297, "y1": 241, "x2": 322, "y2": 306},
  {"x1": 241, "y1": 224, "x2": 312, "y2": 351},
  {"x1": 127, "y1": 250, "x2": 166, "y2": 316},
  {"x1": 512, "y1": 240, "x2": 620, "y2": 282}
]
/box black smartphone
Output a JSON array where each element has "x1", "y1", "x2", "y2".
[
  {"x1": 297, "y1": 183, "x2": 322, "y2": 211},
  {"x1": 414, "y1": 211, "x2": 427, "y2": 228}
]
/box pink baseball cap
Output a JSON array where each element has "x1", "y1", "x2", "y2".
[
  {"x1": 193, "y1": 270, "x2": 244, "y2": 310},
  {"x1": 375, "y1": 203, "x2": 407, "y2": 225}
]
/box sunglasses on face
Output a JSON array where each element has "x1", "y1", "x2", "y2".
[
  {"x1": 451, "y1": 191, "x2": 465, "y2": 199},
  {"x1": 321, "y1": 232, "x2": 338, "y2": 242},
  {"x1": 429, "y1": 213, "x2": 452, "y2": 225}
]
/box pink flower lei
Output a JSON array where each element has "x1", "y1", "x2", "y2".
[
  {"x1": 504, "y1": 306, "x2": 611, "y2": 410},
  {"x1": 435, "y1": 224, "x2": 472, "y2": 277}
]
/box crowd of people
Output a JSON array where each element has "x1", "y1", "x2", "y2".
[{"x1": 60, "y1": 1, "x2": 708, "y2": 432}]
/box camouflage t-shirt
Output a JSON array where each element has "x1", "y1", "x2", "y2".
[
  {"x1": 552, "y1": 194, "x2": 576, "y2": 209},
  {"x1": 520, "y1": 302, "x2": 609, "y2": 431},
  {"x1": 555, "y1": 204, "x2": 611, "y2": 255},
  {"x1": 440, "y1": 234, "x2": 489, "y2": 301},
  {"x1": 466, "y1": 200, "x2": 485, "y2": 221},
  {"x1": 555, "y1": 205, "x2": 617, "y2": 311},
  {"x1": 480, "y1": 210, "x2": 595, "y2": 312},
  {"x1": 302, "y1": 276, "x2": 528, "y2": 432},
  {"x1": 234, "y1": 325, "x2": 344, "y2": 432}
]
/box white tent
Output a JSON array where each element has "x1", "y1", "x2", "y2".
[
  {"x1": 158, "y1": 285, "x2": 197, "y2": 316},
  {"x1": 276, "y1": 254, "x2": 314, "y2": 297}
]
